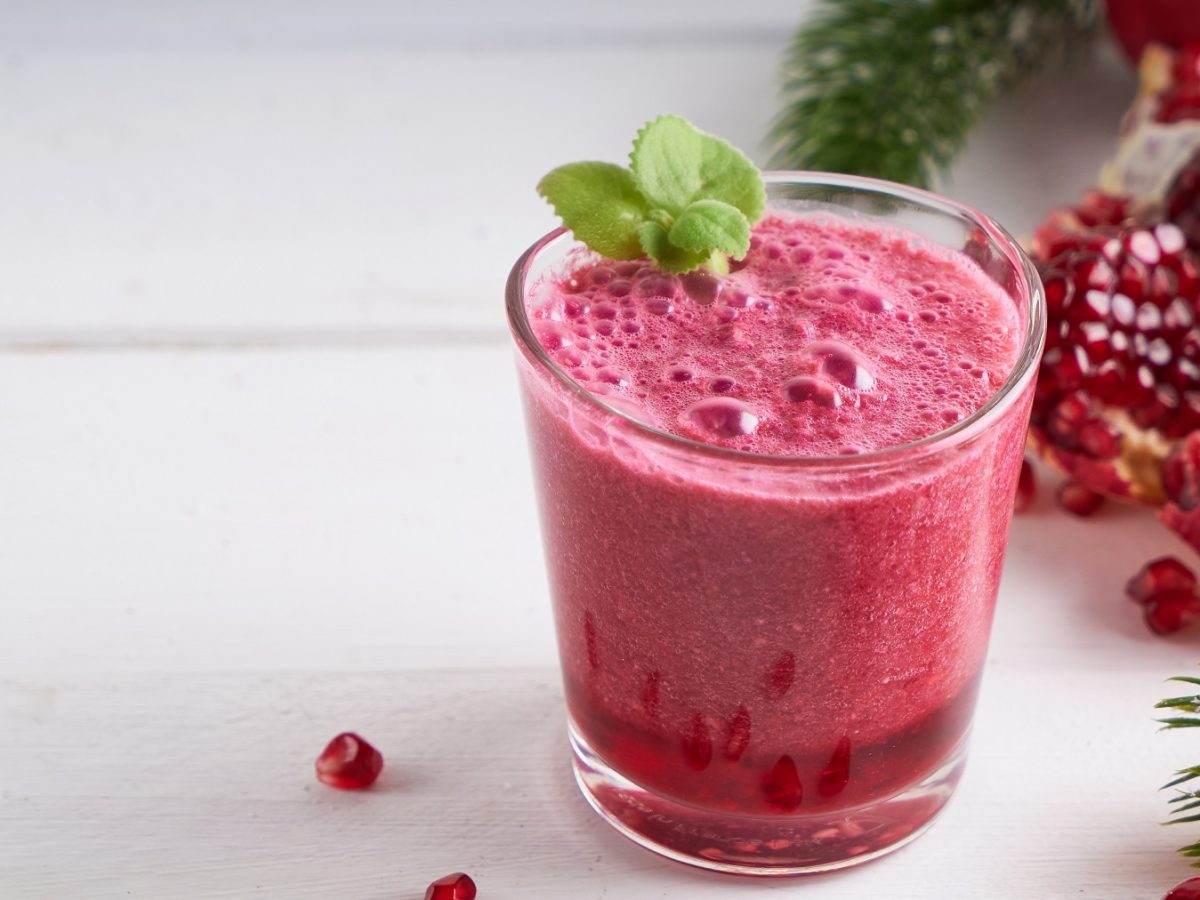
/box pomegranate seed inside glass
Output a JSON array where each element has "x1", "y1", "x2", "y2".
[{"x1": 508, "y1": 174, "x2": 1044, "y2": 874}]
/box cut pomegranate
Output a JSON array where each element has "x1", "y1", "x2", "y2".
[
  {"x1": 1106, "y1": 2, "x2": 1200, "y2": 61},
  {"x1": 1144, "y1": 588, "x2": 1200, "y2": 634},
  {"x1": 315, "y1": 732, "x2": 384, "y2": 790},
  {"x1": 1127, "y1": 556, "x2": 1198, "y2": 603},
  {"x1": 1166, "y1": 876, "x2": 1200, "y2": 900},
  {"x1": 1014, "y1": 459, "x2": 1036, "y2": 513},
  {"x1": 1056, "y1": 481, "x2": 1106, "y2": 517},
  {"x1": 424, "y1": 872, "x2": 477, "y2": 900},
  {"x1": 1028, "y1": 216, "x2": 1200, "y2": 503},
  {"x1": 1165, "y1": 432, "x2": 1200, "y2": 511},
  {"x1": 1162, "y1": 433, "x2": 1200, "y2": 551}
]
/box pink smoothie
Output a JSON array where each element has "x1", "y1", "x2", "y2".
[{"x1": 514, "y1": 213, "x2": 1032, "y2": 834}]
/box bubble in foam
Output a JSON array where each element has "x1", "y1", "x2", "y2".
[
  {"x1": 595, "y1": 320, "x2": 615, "y2": 336},
  {"x1": 709, "y1": 376, "x2": 736, "y2": 394},
  {"x1": 534, "y1": 322, "x2": 573, "y2": 350},
  {"x1": 855, "y1": 291, "x2": 890, "y2": 313},
  {"x1": 589, "y1": 266, "x2": 615, "y2": 286},
  {"x1": 682, "y1": 271, "x2": 720, "y2": 306},
  {"x1": 638, "y1": 275, "x2": 680, "y2": 301},
  {"x1": 607, "y1": 280, "x2": 631, "y2": 297},
  {"x1": 784, "y1": 376, "x2": 842, "y2": 409},
  {"x1": 683, "y1": 398, "x2": 759, "y2": 439},
  {"x1": 646, "y1": 297, "x2": 674, "y2": 316},
  {"x1": 669, "y1": 367, "x2": 693, "y2": 382},
  {"x1": 594, "y1": 304, "x2": 617, "y2": 320},
  {"x1": 621, "y1": 320, "x2": 642, "y2": 334},
  {"x1": 918, "y1": 310, "x2": 939, "y2": 323},
  {"x1": 804, "y1": 340, "x2": 876, "y2": 391}
]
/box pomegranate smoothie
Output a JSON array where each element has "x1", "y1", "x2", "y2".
[{"x1": 509, "y1": 175, "x2": 1042, "y2": 874}]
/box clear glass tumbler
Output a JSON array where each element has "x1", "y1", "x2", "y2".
[{"x1": 506, "y1": 173, "x2": 1044, "y2": 875}]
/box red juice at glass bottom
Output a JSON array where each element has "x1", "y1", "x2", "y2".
[{"x1": 509, "y1": 186, "x2": 1041, "y2": 874}]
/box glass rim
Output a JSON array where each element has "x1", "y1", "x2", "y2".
[{"x1": 506, "y1": 170, "x2": 1045, "y2": 471}]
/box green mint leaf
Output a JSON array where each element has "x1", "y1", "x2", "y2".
[
  {"x1": 631, "y1": 115, "x2": 765, "y2": 223},
  {"x1": 669, "y1": 199, "x2": 751, "y2": 259},
  {"x1": 630, "y1": 115, "x2": 705, "y2": 216},
  {"x1": 537, "y1": 115, "x2": 765, "y2": 274},
  {"x1": 536, "y1": 161, "x2": 649, "y2": 260},
  {"x1": 637, "y1": 222, "x2": 711, "y2": 274},
  {"x1": 698, "y1": 136, "x2": 765, "y2": 224}
]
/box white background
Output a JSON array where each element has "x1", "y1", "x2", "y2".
[{"x1": 2, "y1": 2, "x2": 1198, "y2": 897}]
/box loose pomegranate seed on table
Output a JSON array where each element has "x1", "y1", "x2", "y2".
[
  {"x1": 1056, "y1": 481, "x2": 1105, "y2": 517},
  {"x1": 1143, "y1": 588, "x2": 1200, "y2": 635},
  {"x1": 425, "y1": 872, "x2": 477, "y2": 900},
  {"x1": 314, "y1": 732, "x2": 384, "y2": 790},
  {"x1": 1126, "y1": 556, "x2": 1198, "y2": 604}
]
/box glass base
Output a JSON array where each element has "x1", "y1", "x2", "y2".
[{"x1": 569, "y1": 721, "x2": 966, "y2": 876}]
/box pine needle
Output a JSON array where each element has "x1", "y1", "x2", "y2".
[{"x1": 769, "y1": 0, "x2": 1102, "y2": 188}]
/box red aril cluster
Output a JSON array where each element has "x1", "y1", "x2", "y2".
[{"x1": 1125, "y1": 556, "x2": 1200, "y2": 634}]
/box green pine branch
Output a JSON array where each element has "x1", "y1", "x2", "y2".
[
  {"x1": 769, "y1": 0, "x2": 1102, "y2": 189},
  {"x1": 1160, "y1": 677, "x2": 1200, "y2": 865}
]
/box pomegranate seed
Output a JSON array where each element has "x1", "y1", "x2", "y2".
[
  {"x1": 425, "y1": 872, "x2": 477, "y2": 900},
  {"x1": 1056, "y1": 481, "x2": 1105, "y2": 517},
  {"x1": 762, "y1": 755, "x2": 803, "y2": 811},
  {"x1": 764, "y1": 651, "x2": 796, "y2": 698},
  {"x1": 1127, "y1": 556, "x2": 1198, "y2": 604},
  {"x1": 1166, "y1": 876, "x2": 1200, "y2": 900},
  {"x1": 641, "y1": 670, "x2": 661, "y2": 717},
  {"x1": 818, "y1": 736, "x2": 852, "y2": 798},
  {"x1": 723, "y1": 705, "x2": 752, "y2": 761},
  {"x1": 1144, "y1": 589, "x2": 1200, "y2": 635},
  {"x1": 1014, "y1": 459, "x2": 1036, "y2": 513},
  {"x1": 315, "y1": 732, "x2": 383, "y2": 790},
  {"x1": 584, "y1": 610, "x2": 600, "y2": 669},
  {"x1": 682, "y1": 713, "x2": 713, "y2": 771}
]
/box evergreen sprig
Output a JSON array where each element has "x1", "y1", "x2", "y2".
[
  {"x1": 1159, "y1": 676, "x2": 1200, "y2": 864},
  {"x1": 769, "y1": 0, "x2": 1101, "y2": 189}
]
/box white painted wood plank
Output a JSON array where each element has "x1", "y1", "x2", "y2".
[
  {"x1": 3, "y1": 0, "x2": 805, "y2": 47},
  {"x1": 0, "y1": 663, "x2": 1191, "y2": 898},
  {"x1": 0, "y1": 344, "x2": 554, "y2": 675},
  {"x1": 0, "y1": 10, "x2": 1134, "y2": 338}
]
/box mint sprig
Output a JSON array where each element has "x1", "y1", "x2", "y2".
[{"x1": 537, "y1": 115, "x2": 765, "y2": 275}]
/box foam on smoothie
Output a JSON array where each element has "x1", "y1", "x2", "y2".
[{"x1": 530, "y1": 214, "x2": 1023, "y2": 456}]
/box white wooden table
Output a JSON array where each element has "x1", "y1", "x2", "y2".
[{"x1": 2, "y1": 3, "x2": 1197, "y2": 897}]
